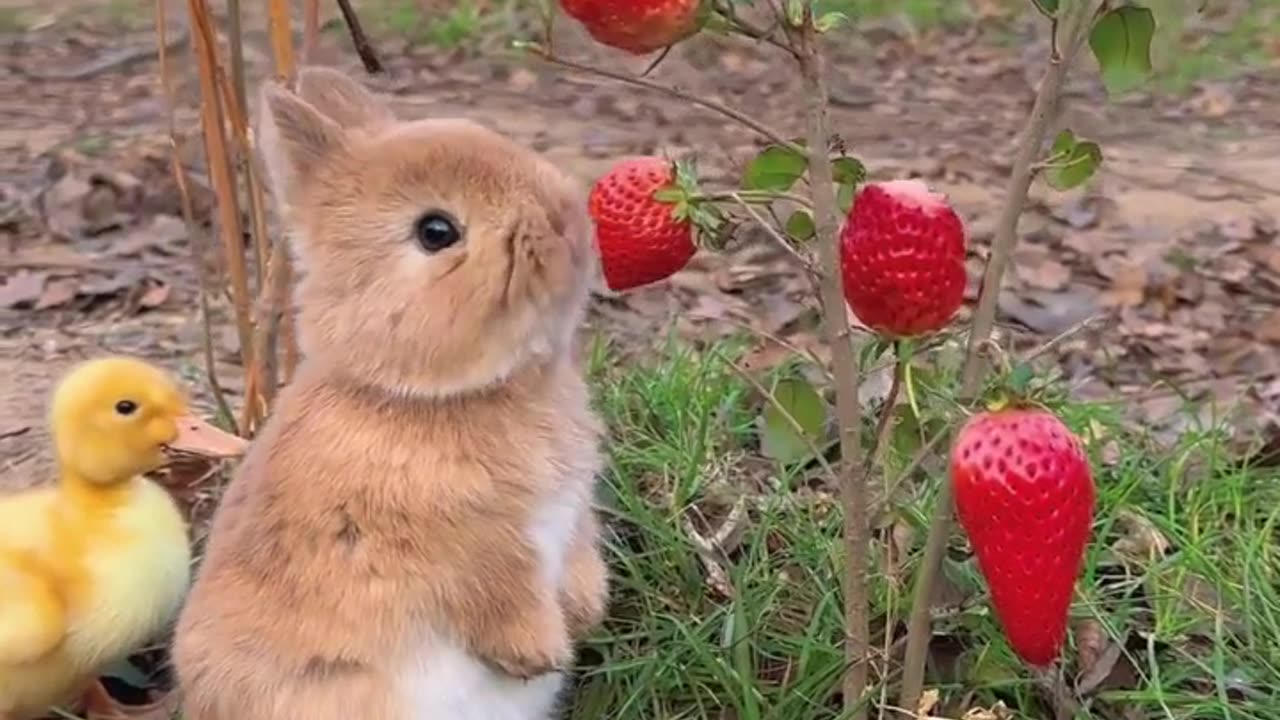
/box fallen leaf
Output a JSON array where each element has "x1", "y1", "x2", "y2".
[
  {"x1": 1018, "y1": 257, "x2": 1072, "y2": 290},
  {"x1": 35, "y1": 278, "x2": 79, "y2": 310},
  {"x1": 138, "y1": 281, "x2": 171, "y2": 309},
  {"x1": 1111, "y1": 509, "x2": 1169, "y2": 564},
  {"x1": 0, "y1": 270, "x2": 47, "y2": 308},
  {"x1": 961, "y1": 703, "x2": 1012, "y2": 720},
  {"x1": 1074, "y1": 621, "x2": 1125, "y2": 695},
  {"x1": 1254, "y1": 309, "x2": 1280, "y2": 344},
  {"x1": 916, "y1": 688, "x2": 941, "y2": 717},
  {"x1": 39, "y1": 172, "x2": 94, "y2": 241},
  {"x1": 1096, "y1": 258, "x2": 1147, "y2": 307}
]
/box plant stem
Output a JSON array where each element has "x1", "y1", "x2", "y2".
[
  {"x1": 728, "y1": 192, "x2": 816, "y2": 275},
  {"x1": 154, "y1": 0, "x2": 237, "y2": 435},
  {"x1": 187, "y1": 0, "x2": 255, "y2": 431},
  {"x1": 531, "y1": 48, "x2": 801, "y2": 154},
  {"x1": 795, "y1": 12, "x2": 868, "y2": 718},
  {"x1": 335, "y1": 0, "x2": 384, "y2": 73},
  {"x1": 302, "y1": 0, "x2": 320, "y2": 64},
  {"x1": 896, "y1": 2, "x2": 1100, "y2": 710}
]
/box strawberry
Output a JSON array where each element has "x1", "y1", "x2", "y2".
[
  {"x1": 559, "y1": 0, "x2": 707, "y2": 55},
  {"x1": 839, "y1": 179, "x2": 967, "y2": 338},
  {"x1": 588, "y1": 156, "x2": 699, "y2": 292},
  {"x1": 951, "y1": 407, "x2": 1096, "y2": 667}
]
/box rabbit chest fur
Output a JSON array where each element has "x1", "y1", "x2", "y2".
[{"x1": 172, "y1": 66, "x2": 610, "y2": 720}]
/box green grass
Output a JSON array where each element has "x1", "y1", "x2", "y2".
[
  {"x1": 569, "y1": 333, "x2": 1280, "y2": 719},
  {"x1": 362, "y1": 0, "x2": 528, "y2": 50},
  {"x1": 816, "y1": 0, "x2": 1277, "y2": 94}
]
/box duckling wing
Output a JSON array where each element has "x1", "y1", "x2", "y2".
[{"x1": 0, "y1": 553, "x2": 67, "y2": 664}]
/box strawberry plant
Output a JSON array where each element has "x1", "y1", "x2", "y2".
[{"x1": 521, "y1": 0, "x2": 1171, "y2": 716}]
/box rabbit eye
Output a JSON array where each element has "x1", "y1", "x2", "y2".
[{"x1": 414, "y1": 212, "x2": 463, "y2": 253}]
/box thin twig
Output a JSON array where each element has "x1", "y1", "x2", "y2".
[
  {"x1": 156, "y1": 0, "x2": 237, "y2": 435},
  {"x1": 869, "y1": 429, "x2": 947, "y2": 518},
  {"x1": 531, "y1": 48, "x2": 801, "y2": 154},
  {"x1": 719, "y1": 354, "x2": 839, "y2": 486},
  {"x1": 698, "y1": 188, "x2": 813, "y2": 207},
  {"x1": 795, "y1": 9, "x2": 868, "y2": 717},
  {"x1": 1021, "y1": 314, "x2": 1103, "y2": 362},
  {"x1": 227, "y1": 0, "x2": 247, "y2": 112},
  {"x1": 264, "y1": 0, "x2": 301, "y2": 388},
  {"x1": 897, "y1": 2, "x2": 1103, "y2": 711},
  {"x1": 266, "y1": 0, "x2": 295, "y2": 83},
  {"x1": 712, "y1": 0, "x2": 795, "y2": 57},
  {"x1": 303, "y1": 0, "x2": 321, "y2": 63},
  {"x1": 188, "y1": 0, "x2": 255, "y2": 431},
  {"x1": 864, "y1": 355, "x2": 903, "y2": 469},
  {"x1": 728, "y1": 192, "x2": 816, "y2": 276},
  {"x1": 684, "y1": 311, "x2": 833, "y2": 384},
  {"x1": 336, "y1": 0, "x2": 385, "y2": 73}
]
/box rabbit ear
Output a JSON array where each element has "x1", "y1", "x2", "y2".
[
  {"x1": 256, "y1": 82, "x2": 345, "y2": 204},
  {"x1": 295, "y1": 66, "x2": 396, "y2": 130}
]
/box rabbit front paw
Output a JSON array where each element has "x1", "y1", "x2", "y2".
[{"x1": 482, "y1": 608, "x2": 573, "y2": 680}]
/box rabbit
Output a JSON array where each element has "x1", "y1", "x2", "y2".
[{"x1": 170, "y1": 65, "x2": 610, "y2": 720}]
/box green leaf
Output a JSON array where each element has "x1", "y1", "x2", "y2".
[
  {"x1": 742, "y1": 144, "x2": 808, "y2": 192},
  {"x1": 1088, "y1": 6, "x2": 1156, "y2": 96},
  {"x1": 1007, "y1": 362, "x2": 1035, "y2": 395},
  {"x1": 857, "y1": 336, "x2": 891, "y2": 370},
  {"x1": 831, "y1": 156, "x2": 865, "y2": 187},
  {"x1": 815, "y1": 11, "x2": 850, "y2": 33},
  {"x1": 1030, "y1": 0, "x2": 1058, "y2": 17},
  {"x1": 837, "y1": 181, "x2": 855, "y2": 215},
  {"x1": 758, "y1": 377, "x2": 827, "y2": 465},
  {"x1": 1044, "y1": 129, "x2": 1103, "y2": 190},
  {"x1": 784, "y1": 209, "x2": 815, "y2": 242}
]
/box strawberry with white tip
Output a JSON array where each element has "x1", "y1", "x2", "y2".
[{"x1": 839, "y1": 178, "x2": 968, "y2": 338}]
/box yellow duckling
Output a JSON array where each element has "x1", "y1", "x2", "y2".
[{"x1": 0, "y1": 356, "x2": 248, "y2": 720}]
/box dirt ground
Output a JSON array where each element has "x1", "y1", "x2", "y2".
[{"x1": 3, "y1": 0, "x2": 1279, "y2": 493}]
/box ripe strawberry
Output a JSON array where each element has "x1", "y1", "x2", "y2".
[
  {"x1": 559, "y1": 0, "x2": 707, "y2": 55},
  {"x1": 588, "y1": 157, "x2": 697, "y2": 291},
  {"x1": 951, "y1": 407, "x2": 1096, "y2": 667},
  {"x1": 839, "y1": 179, "x2": 967, "y2": 337}
]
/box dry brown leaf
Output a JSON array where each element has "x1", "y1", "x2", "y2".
[
  {"x1": 1254, "y1": 309, "x2": 1280, "y2": 344},
  {"x1": 1111, "y1": 509, "x2": 1170, "y2": 564},
  {"x1": 960, "y1": 703, "x2": 1012, "y2": 720},
  {"x1": 1018, "y1": 257, "x2": 1072, "y2": 291},
  {"x1": 1074, "y1": 618, "x2": 1107, "y2": 674},
  {"x1": 0, "y1": 270, "x2": 47, "y2": 308},
  {"x1": 138, "y1": 282, "x2": 171, "y2": 309},
  {"x1": 916, "y1": 688, "x2": 941, "y2": 717},
  {"x1": 1097, "y1": 259, "x2": 1147, "y2": 307},
  {"x1": 35, "y1": 278, "x2": 79, "y2": 310}
]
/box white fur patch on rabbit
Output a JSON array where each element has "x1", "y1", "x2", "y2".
[{"x1": 399, "y1": 640, "x2": 564, "y2": 720}]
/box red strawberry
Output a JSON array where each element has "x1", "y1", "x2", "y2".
[
  {"x1": 951, "y1": 407, "x2": 1096, "y2": 667},
  {"x1": 559, "y1": 0, "x2": 706, "y2": 55},
  {"x1": 839, "y1": 179, "x2": 967, "y2": 337},
  {"x1": 588, "y1": 157, "x2": 697, "y2": 292}
]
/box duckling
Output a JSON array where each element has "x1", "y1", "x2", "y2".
[{"x1": 0, "y1": 356, "x2": 247, "y2": 720}]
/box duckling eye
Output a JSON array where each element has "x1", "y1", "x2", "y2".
[
  {"x1": 413, "y1": 211, "x2": 463, "y2": 253},
  {"x1": 114, "y1": 400, "x2": 138, "y2": 416}
]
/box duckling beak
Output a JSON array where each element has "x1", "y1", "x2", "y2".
[{"x1": 165, "y1": 414, "x2": 249, "y2": 459}]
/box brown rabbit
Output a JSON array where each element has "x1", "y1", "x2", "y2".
[{"x1": 170, "y1": 66, "x2": 609, "y2": 720}]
